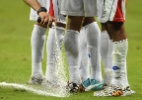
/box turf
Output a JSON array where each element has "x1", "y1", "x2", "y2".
[{"x1": 0, "y1": 0, "x2": 142, "y2": 100}]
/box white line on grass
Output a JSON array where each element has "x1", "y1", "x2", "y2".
[{"x1": 0, "y1": 82, "x2": 69, "y2": 97}]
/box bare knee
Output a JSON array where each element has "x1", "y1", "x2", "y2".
[{"x1": 67, "y1": 16, "x2": 84, "y2": 32}]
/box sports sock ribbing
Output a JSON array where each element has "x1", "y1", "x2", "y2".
[
  {"x1": 78, "y1": 28, "x2": 90, "y2": 82},
  {"x1": 31, "y1": 24, "x2": 46, "y2": 78},
  {"x1": 111, "y1": 39, "x2": 129, "y2": 87},
  {"x1": 101, "y1": 31, "x2": 113, "y2": 84},
  {"x1": 64, "y1": 30, "x2": 81, "y2": 84},
  {"x1": 85, "y1": 22, "x2": 103, "y2": 82}
]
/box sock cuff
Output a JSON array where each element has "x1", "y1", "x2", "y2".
[
  {"x1": 83, "y1": 22, "x2": 97, "y2": 29},
  {"x1": 34, "y1": 24, "x2": 47, "y2": 32},
  {"x1": 113, "y1": 39, "x2": 128, "y2": 44},
  {"x1": 101, "y1": 30, "x2": 108, "y2": 34},
  {"x1": 51, "y1": 26, "x2": 65, "y2": 36},
  {"x1": 65, "y1": 29, "x2": 79, "y2": 35},
  {"x1": 52, "y1": 26, "x2": 65, "y2": 31},
  {"x1": 113, "y1": 39, "x2": 128, "y2": 50}
]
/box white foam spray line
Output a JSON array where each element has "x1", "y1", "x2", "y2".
[
  {"x1": 0, "y1": 27, "x2": 70, "y2": 98},
  {"x1": 54, "y1": 27, "x2": 68, "y2": 82},
  {"x1": 48, "y1": 26, "x2": 68, "y2": 85},
  {"x1": 0, "y1": 82, "x2": 69, "y2": 97}
]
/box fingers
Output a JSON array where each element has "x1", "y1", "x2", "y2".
[
  {"x1": 47, "y1": 16, "x2": 56, "y2": 28},
  {"x1": 37, "y1": 13, "x2": 57, "y2": 28},
  {"x1": 52, "y1": 17, "x2": 57, "y2": 24},
  {"x1": 42, "y1": 16, "x2": 49, "y2": 25}
]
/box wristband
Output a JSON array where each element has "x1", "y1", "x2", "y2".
[{"x1": 37, "y1": 7, "x2": 47, "y2": 15}]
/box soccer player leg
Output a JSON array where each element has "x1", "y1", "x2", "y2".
[
  {"x1": 104, "y1": 22, "x2": 130, "y2": 96},
  {"x1": 107, "y1": 22, "x2": 128, "y2": 85},
  {"x1": 100, "y1": 23, "x2": 113, "y2": 86},
  {"x1": 45, "y1": 25, "x2": 65, "y2": 82},
  {"x1": 83, "y1": 17, "x2": 103, "y2": 91},
  {"x1": 94, "y1": 0, "x2": 135, "y2": 96},
  {"x1": 99, "y1": 22, "x2": 135, "y2": 96},
  {"x1": 29, "y1": 24, "x2": 47, "y2": 84},
  {"x1": 64, "y1": 16, "x2": 84, "y2": 93},
  {"x1": 44, "y1": 0, "x2": 67, "y2": 87},
  {"x1": 28, "y1": 0, "x2": 49, "y2": 85},
  {"x1": 64, "y1": 30, "x2": 82, "y2": 93},
  {"x1": 78, "y1": 27, "x2": 90, "y2": 90}
]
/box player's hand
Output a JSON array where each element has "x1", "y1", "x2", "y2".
[{"x1": 38, "y1": 12, "x2": 56, "y2": 27}]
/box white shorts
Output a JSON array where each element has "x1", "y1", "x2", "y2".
[
  {"x1": 52, "y1": 0, "x2": 66, "y2": 24},
  {"x1": 61, "y1": 0, "x2": 98, "y2": 17},
  {"x1": 29, "y1": 0, "x2": 66, "y2": 24},
  {"x1": 97, "y1": 0, "x2": 126, "y2": 23}
]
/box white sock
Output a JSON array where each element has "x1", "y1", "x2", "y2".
[
  {"x1": 101, "y1": 31, "x2": 113, "y2": 84},
  {"x1": 78, "y1": 28, "x2": 90, "y2": 82},
  {"x1": 111, "y1": 39, "x2": 129, "y2": 87},
  {"x1": 85, "y1": 22, "x2": 103, "y2": 82},
  {"x1": 31, "y1": 24, "x2": 46, "y2": 78},
  {"x1": 64, "y1": 30, "x2": 81, "y2": 84},
  {"x1": 45, "y1": 26, "x2": 64, "y2": 81}
]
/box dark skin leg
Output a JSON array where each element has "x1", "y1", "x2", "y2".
[
  {"x1": 67, "y1": 16, "x2": 84, "y2": 32},
  {"x1": 101, "y1": 23, "x2": 107, "y2": 31},
  {"x1": 101, "y1": 23, "x2": 112, "y2": 39},
  {"x1": 82, "y1": 17, "x2": 95, "y2": 27},
  {"x1": 104, "y1": 22, "x2": 127, "y2": 41},
  {"x1": 56, "y1": 22, "x2": 66, "y2": 29},
  {"x1": 62, "y1": 17, "x2": 95, "y2": 31}
]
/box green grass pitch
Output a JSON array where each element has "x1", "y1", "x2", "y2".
[{"x1": 0, "y1": 0, "x2": 142, "y2": 100}]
